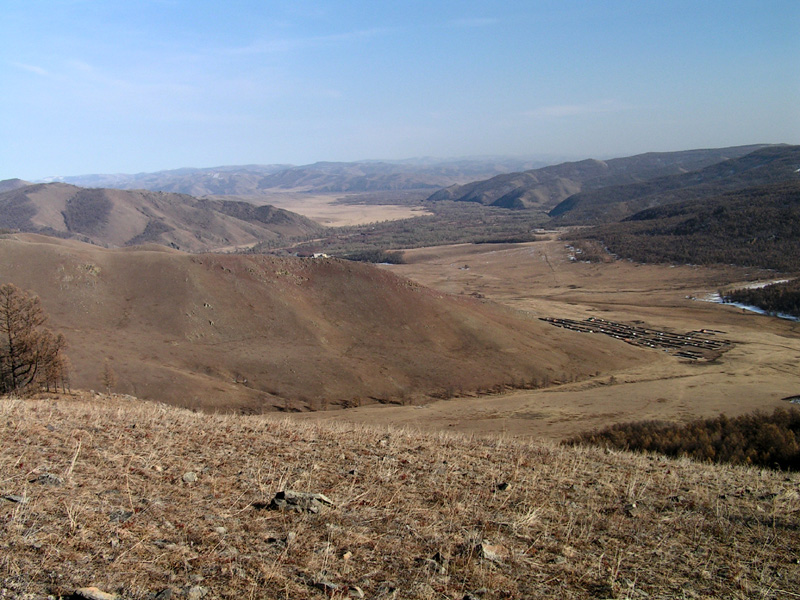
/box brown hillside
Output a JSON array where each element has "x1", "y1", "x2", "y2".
[
  {"x1": 0, "y1": 234, "x2": 649, "y2": 412},
  {"x1": 0, "y1": 183, "x2": 322, "y2": 252},
  {"x1": 0, "y1": 178, "x2": 31, "y2": 192}
]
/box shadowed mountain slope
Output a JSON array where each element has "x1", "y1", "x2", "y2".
[
  {"x1": 550, "y1": 145, "x2": 800, "y2": 224},
  {"x1": 427, "y1": 145, "x2": 772, "y2": 210},
  {"x1": 0, "y1": 178, "x2": 31, "y2": 192},
  {"x1": 0, "y1": 234, "x2": 649, "y2": 412},
  {"x1": 0, "y1": 183, "x2": 323, "y2": 251}
]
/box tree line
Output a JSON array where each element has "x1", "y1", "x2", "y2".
[
  {"x1": 570, "y1": 181, "x2": 800, "y2": 273},
  {"x1": 722, "y1": 279, "x2": 800, "y2": 318},
  {"x1": 251, "y1": 201, "x2": 549, "y2": 259}
]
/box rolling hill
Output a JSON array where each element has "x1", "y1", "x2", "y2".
[
  {"x1": 426, "y1": 144, "x2": 773, "y2": 210},
  {"x1": 0, "y1": 178, "x2": 31, "y2": 192},
  {"x1": 0, "y1": 183, "x2": 323, "y2": 252},
  {"x1": 550, "y1": 145, "x2": 800, "y2": 224},
  {"x1": 0, "y1": 233, "x2": 649, "y2": 412}
]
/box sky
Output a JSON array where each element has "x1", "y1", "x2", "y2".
[{"x1": 1, "y1": 0, "x2": 798, "y2": 181}]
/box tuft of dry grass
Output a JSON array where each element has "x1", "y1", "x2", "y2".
[{"x1": 1, "y1": 392, "x2": 799, "y2": 599}]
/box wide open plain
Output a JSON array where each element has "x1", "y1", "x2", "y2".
[
  {"x1": 298, "y1": 236, "x2": 800, "y2": 441},
  {"x1": 250, "y1": 192, "x2": 432, "y2": 226}
]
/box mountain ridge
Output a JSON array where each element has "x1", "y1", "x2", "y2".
[
  {"x1": 427, "y1": 144, "x2": 776, "y2": 211},
  {"x1": 550, "y1": 145, "x2": 800, "y2": 223},
  {"x1": 36, "y1": 158, "x2": 548, "y2": 196}
]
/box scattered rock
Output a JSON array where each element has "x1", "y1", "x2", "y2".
[
  {"x1": 624, "y1": 502, "x2": 641, "y2": 518},
  {"x1": 212, "y1": 526, "x2": 227, "y2": 535},
  {"x1": 258, "y1": 490, "x2": 335, "y2": 514},
  {"x1": 109, "y1": 510, "x2": 134, "y2": 523},
  {"x1": 153, "y1": 589, "x2": 174, "y2": 600},
  {"x1": 73, "y1": 587, "x2": 118, "y2": 600},
  {"x1": 299, "y1": 573, "x2": 340, "y2": 594},
  {"x1": 418, "y1": 557, "x2": 447, "y2": 575},
  {"x1": 31, "y1": 473, "x2": 63, "y2": 486},
  {"x1": 477, "y1": 541, "x2": 509, "y2": 562},
  {"x1": 2, "y1": 494, "x2": 26, "y2": 504},
  {"x1": 373, "y1": 584, "x2": 398, "y2": 599},
  {"x1": 185, "y1": 586, "x2": 207, "y2": 600},
  {"x1": 348, "y1": 586, "x2": 365, "y2": 598},
  {"x1": 182, "y1": 472, "x2": 197, "y2": 484}
]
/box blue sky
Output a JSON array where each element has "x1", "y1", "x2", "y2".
[{"x1": 1, "y1": 0, "x2": 798, "y2": 180}]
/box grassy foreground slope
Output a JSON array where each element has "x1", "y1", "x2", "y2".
[{"x1": 1, "y1": 394, "x2": 798, "y2": 599}]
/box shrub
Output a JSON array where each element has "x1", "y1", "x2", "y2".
[{"x1": 565, "y1": 407, "x2": 800, "y2": 470}]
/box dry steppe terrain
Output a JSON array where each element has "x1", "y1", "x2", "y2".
[
  {"x1": 0, "y1": 183, "x2": 323, "y2": 252},
  {"x1": 1, "y1": 394, "x2": 798, "y2": 599},
  {"x1": 240, "y1": 192, "x2": 431, "y2": 227},
  {"x1": 299, "y1": 237, "x2": 800, "y2": 440},
  {"x1": 0, "y1": 233, "x2": 649, "y2": 412}
]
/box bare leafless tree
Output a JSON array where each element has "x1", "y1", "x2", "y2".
[
  {"x1": 102, "y1": 360, "x2": 118, "y2": 394},
  {"x1": 0, "y1": 284, "x2": 68, "y2": 394}
]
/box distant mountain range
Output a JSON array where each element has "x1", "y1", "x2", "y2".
[
  {"x1": 426, "y1": 144, "x2": 774, "y2": 211},
  {"x1": 0, "y1": 183, "x2": 322, "y2": 252},
  {"x1": 37, "y1": 157, "x2": 548, "y2": 196}
]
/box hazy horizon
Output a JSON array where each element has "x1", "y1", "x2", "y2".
[{"x1": 2, "y1": 1, "x2": 798, "y2": 181}]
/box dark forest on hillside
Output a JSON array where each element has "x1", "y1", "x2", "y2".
[{"x1": 571, "y1": 181, "x2": 800, "y2": 273}]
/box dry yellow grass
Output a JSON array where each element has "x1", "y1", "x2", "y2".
[
  {"x1": 2, "y1": 393, "x2": 798, "y2": 599},
  {"x1": 318, "y1": 239, "x2": 800, "y2": 441},
  {"x1": 249, "y1": 193, "x2": 432, "y2": 226}
]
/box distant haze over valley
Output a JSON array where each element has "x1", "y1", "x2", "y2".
[{"x1": 34, "y1": 156, "x2": 553, "y2": 197}]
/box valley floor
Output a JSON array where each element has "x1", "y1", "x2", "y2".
[{"x1": 298, "y1": 238, "x2": 800, "y2": 440}]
